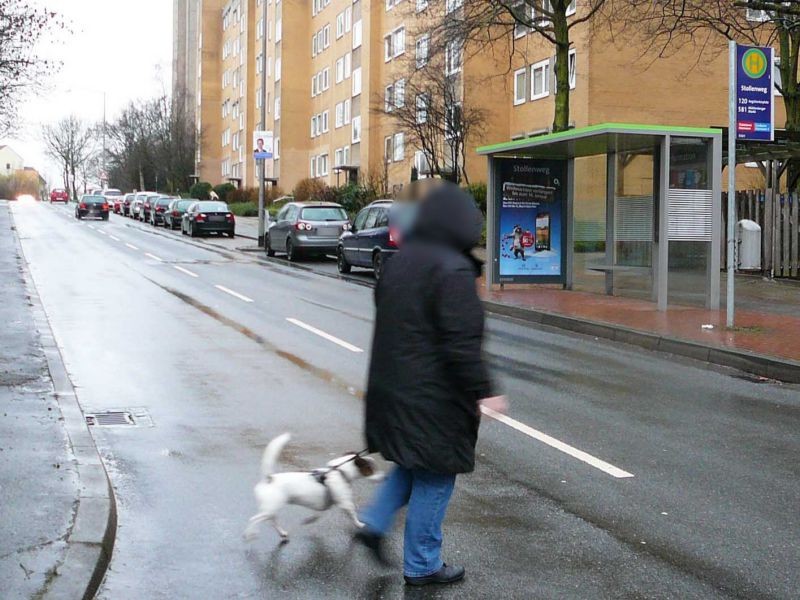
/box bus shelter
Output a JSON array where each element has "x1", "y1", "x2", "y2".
[{"x1": 478, "y1": 123, "x2": 723, "y2": 310}]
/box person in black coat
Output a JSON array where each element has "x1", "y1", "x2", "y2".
[{"x1": 356, "y1": 183, "x2": 507, "y2": 586}]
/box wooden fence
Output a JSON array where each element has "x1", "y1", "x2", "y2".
[{"x1": 722, "y1": 190, "x2": 799, "y2": 278}]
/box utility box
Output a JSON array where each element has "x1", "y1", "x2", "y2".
[{"x1": 736, "y1": 219, "x2": 762, "y2": 270}]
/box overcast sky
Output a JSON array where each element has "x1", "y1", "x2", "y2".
[{"x1": 0, "y1": 0, "x2": 173, "y2": 183}]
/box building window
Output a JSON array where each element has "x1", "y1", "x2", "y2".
[
  {"x1": 415, "y1": 150, "x2": 430, "y2": 175},
  {"x1": 384, "y1": 27, "x2": 405, "y2": 62},
  {"x1": 344, "y1": 52, "x2": 352, "y2": 78},
  {"x1": 352, "y1": 115, "x2": 361, "y2": 143},
  {"x1": 345, "y1": 7, "x2": 352, "y2": 32},
  {"x1": 415, "y1": 34, "x2": 429, "y2": 68},
  {"x1": 393, "y1": 133, "x2": 405, "y2": 161},
  {"x1": 568, "y1": 49, "x2": 577, "y2": 89},
  {"x1": 335, "y1": 147, "x2": 343, "y2": 167},
  {"x1": 336, "y1": 12, "x2": 345, "y2": 38},
  {"x1": 323, "y1": 67, "x2": 330, "y2": 90},
  {"x1": 445, "y1": 40, "x2": 462, "y2": 75},
  {"x1": 385, "y1": 84, "x2": 394, "y2": 112},
  {"x1": 323, "y1": 24, "x2": 331, "y2": 49},
  {"x1": 566, "y1": 0, "x2": 577, "y2": 17},
  {"x1": 446, "y1": 0, "x2": 463, "y2": 14},
  {"x1": 322, "y1": 110, "x2": 329, "y2": 132},
  {"x1": 318, "y1": 154, "x2": 329, "y2": 176},
  {"x1": 335, "y1": 102, "x2": 344, "y2": 128},
  {"x1": 274, "y1": 97, "x2": 281, "y2": 120},
  {"x1": 384, "y1": 136, "x2": 393, "y2": 162},
  {"x1": 336, "y1": 57, "x2": 344, "y2": 83},
  {"x1": 416, "y1": 0, "x2": 428, "y2": 12},
  {"x1": 352, "y1": 67, "x2": 362, "y2": 96},
  {"x1": 276, "y1": 19, "x2": 282, "y2": 42},
  {"x1": 416, "y1": 93, "x2": 429, "y2": 123},
  {"x1": 746, "y1": 8, "x2": 769, "y2": 22},
  {"x1": 514, "y1": 67, "x2": 526, "y2": 105},
  {"x1": 312, "y1": 75, "x2": 318, "y2": 97},
  {"x1": 310, "y1": 156, "x2": 316, "y2": 177},
  {"x1": 531, "y1": 59, "x2": 549, "y2": 100},
  {"x1": 514, "y1": 1, "x2": 532, "y2": 38},
  {"x1": 275, "y1": 138, "x2": 280, "y2": 159},
  {"x1": 353, "y1": 20, "x2": 362, "y2": 49},
  {"x1": 344, "y1": 99, "x2": 351, "y2": 124},
  {"x1": 275, "y1": 58, "x2": 282, "y2": 81},
  {"x1": 395, "y1": 79, "x2": 405, "y2": 108}
]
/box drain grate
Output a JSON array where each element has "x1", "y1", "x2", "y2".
[{"x1": 86, "y1": 411, "x2": 136, "y2": 427}]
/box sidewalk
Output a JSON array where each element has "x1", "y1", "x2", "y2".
[
  {"x1": 480, "y1": 275, "x2": 800, "y2": 383},
  {"x1": 0, "y1": 202, "x2": 79, "y2": 597},
  {"x1": 0, "y1": 201, "x2": 115, "y2": 599},
  {"x1": 233, "y1": 216, "x2": 259, "y2": 240}
]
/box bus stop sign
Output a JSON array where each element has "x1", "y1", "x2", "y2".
[{"x1": 736, "y1": 45, "x2": 774, "y2": 142}]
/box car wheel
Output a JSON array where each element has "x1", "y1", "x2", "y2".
[
  {"x1": 373, "y1": 251, "x2": 384, "y2": 281},
  {"x1": 189, "y1": 224, "x2": 195, "y2": 237},
  {"x1": 102, "y1": 215, "x2": 109, "y2": 221},
  {"x1": 181, "y1": 224, "x2": 186, "y2": 236},
  {"x1": 265, "y1": 234, "x2": 275, "y2": 257},
  {"x1": 228, "y1": 231, "x2": 235, "y2": 238},
  {"x1": 337, "y1": 248, "x2": 351, "y2": 274},
  {"x1": 286, "y1": 238, "x2": 297, "y2": 261}
]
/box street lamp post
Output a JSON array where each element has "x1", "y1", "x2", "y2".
[{"x1": 257, "y1": 0, "x2": 268, "y2": 247}]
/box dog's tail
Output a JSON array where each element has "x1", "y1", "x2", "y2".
[{"x1": 261, "y1": 432, "x2": 291, "y2": 479}]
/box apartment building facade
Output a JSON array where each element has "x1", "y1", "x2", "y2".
[{"x1": 175, "y1": 1, "x2": 782, "y2": 194}]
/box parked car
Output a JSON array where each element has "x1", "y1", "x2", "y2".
[
  {"x1": 75, "y1": 195, "x2": 109, "y2": 220},
  {"x1": 149, "y1": 196, "x2": 175, "y2": 226},
  {"x1": 130, "y1": 192, "x2": 157, "y2": 220},
  {"x1": 164, "y1": 198, "x2": 195, "y2": 230},
  {"x1": 337, "y1": 200, "x2": 403, "y2": 280},
  {"x1": 49, "y1": 189, "x2": 69, "y2": 203},
  {"x1": 121, "y1": 193, "x2": 135, "y2": 216},
  {"x1": 266, "y1": 202, "x2": 350, "y2": 261},
  {"x1": 181, "y1": 200, "x2": 235, "y2": 237}
]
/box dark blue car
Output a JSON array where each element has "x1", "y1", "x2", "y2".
[{"x1": 338, "y1": 200, "x2": 405, "y2": 280}]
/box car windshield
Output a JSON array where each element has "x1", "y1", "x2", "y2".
[
  {"x1": 300, "y1": 207, "x2": 348, "y2": 221},
  {"x1": 197, "y1": 201, "x2": 228, "y2": 212},
  {"x1": 156, "y1": 198, "x2": 172, "y2": 206},
  {"x1": 104, "y1": 190, "x2": 122, "y2": 196},
  {"x1": 83, "y1": 196, "x2": 105, "y2": 204},
  {"x1": 176, "y1": 200, "x2": 193, "y2": 210}
]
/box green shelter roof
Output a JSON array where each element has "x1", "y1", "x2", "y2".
[{"x1": 477, "y1": 123, "x2": 722, "y2": 159}]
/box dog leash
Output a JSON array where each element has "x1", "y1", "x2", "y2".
[{"x1": 311, "y1": 448, "x2": 370, "y2": 485}]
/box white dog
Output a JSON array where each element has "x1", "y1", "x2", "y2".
[{"x1": 244, "y1": 433, "x2": 383, "y2": 543}]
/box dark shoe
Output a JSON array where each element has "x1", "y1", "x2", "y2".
[
  {"x1": 404, "y1": 564, "x2": 465, "y2": 586},
  {"x1": 354, "y1": 530, "x2": 390, "y2": 566}
]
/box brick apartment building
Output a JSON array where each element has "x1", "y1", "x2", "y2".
[{"x1": 173, "y1": 1, "x2": 783, "y2": 194}]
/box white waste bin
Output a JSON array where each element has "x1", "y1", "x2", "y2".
[{"x1": 736, "y1": 219, "x2": 761, "y2": 270}]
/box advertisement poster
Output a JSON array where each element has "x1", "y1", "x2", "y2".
[
  {"x1": 253, "y1": 130, "x2": 274, "y2": 159},
  {"x1": 736, "y1": 45, "x2": 774, "y2": 142},
  {"x1": 496, "y1": 158, "x2": 565, "y2": 282}
]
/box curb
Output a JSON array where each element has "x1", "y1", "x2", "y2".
[
  {"x1": 483, "y1": 301, "x2": 800, "y2": 385},
  {"x1": 10, "y1": 209, "x2": 117, "y2": 600}
]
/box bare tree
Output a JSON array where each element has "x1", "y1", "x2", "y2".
[
  {"x1": 0, "y1": 1, "x2": 64, "y2": 136},
  {"x1": 41, "y1": 116, "x2": 97, "y2": 200},
  {"x1": 421, "y1": 0, "x2": 608, "y2": 132},
  {"x1": 106, "y1": 92, "x2": 196, "y2": 193},
  {"x1": 380, "y1": 59, "x2": 488, "y2": 184},
  {"x1": 614, "y1": 0, "x2": 800, "y2": 184}
]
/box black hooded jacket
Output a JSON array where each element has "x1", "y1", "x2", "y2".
[{"x1": 364, "y1": 184, "x2": 493, "y2": 474}]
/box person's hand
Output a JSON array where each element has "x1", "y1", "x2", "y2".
[{"x1": 480, "y1": 395, "x2": 508, "y2": 414}]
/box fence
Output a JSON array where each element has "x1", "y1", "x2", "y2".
[{"x1": 722, "y1": 190, "x2": 799, "y2": 278}]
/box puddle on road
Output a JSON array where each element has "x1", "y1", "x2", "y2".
[{"x1": 148, "y1": 280, "x2": 363, "y2": 400}]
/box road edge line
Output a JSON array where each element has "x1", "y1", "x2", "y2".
[{"x1": 10, "y1": 207, "x2": 117, "y2": 600}]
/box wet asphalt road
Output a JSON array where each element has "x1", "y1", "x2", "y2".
[{"x1": 9, "y1": 201, "x2": 800, "y2": 600}]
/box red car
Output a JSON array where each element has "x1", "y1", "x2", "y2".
[{"x1": 50, "y1": 189, "x2": 69, "y2": 203}]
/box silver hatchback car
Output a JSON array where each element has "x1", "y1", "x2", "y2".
[{"x1": 266, "y1": 202, "x2": 351, "y2": 261}]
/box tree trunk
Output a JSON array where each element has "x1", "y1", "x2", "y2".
[
  {"x1": 552, "y1": 10, "x2": 571, "y2": 133},
  {"x1": 779, "y1": 27, "x2": 800, "y2": 190}
]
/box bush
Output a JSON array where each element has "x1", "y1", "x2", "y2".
[
  {"x1": 189, "y1": 181, "x2": 212, "y2": 200},
  {"x1": 228, "y1": 202, "x2": 260, "y2": 217},
  {"x1": 213, "y1": 182, "x2": 237, "y2": 202},
  {"x1": 228, "y1": 187, "x2": 258, "y2": 204},
  {"x1": 292, "y1": 178, "x2": 326, "y2": 203},
  {"x1": 465, "y1": 182, "x2": 487, "y2": 215}
]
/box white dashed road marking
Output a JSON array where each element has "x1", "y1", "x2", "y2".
[
  {"x1": 145, "y1": 253, "x2": 163, "y2": 262},
  {"x1": 214, "y1": 285, "x2": 254, "y2": 303},
  {"x1": 125, "y1": 243, "x2": 139, "y2": 251},
  {"x1": 286, "y1": 318, "x2": 364, "y2": 353},
  {"x1": 480, "y1": 406, "x2": 634, "y2": 479},
  {"x1": 173, "y1": 266, "x2": 199, "y2": 278}
]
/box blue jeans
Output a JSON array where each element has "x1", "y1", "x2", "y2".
[{"x1": 359, "y1": 466, "x2": 456, "y2": 577}]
